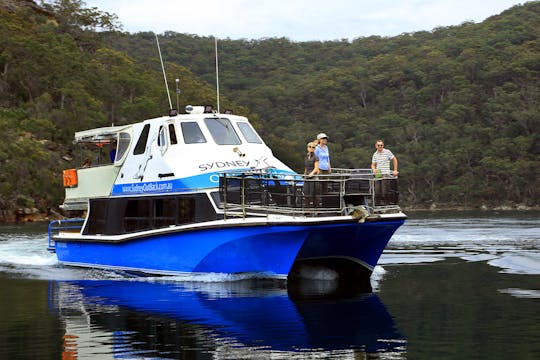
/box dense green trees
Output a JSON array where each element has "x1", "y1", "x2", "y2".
[
  {"x1": 0, "y1": 0, "x2": 243, "y2": 215},
  {"x1": 0, "y1": 0, "x2": 538, "y2": 217},
  {"x1": 108, "y1": 2, "x2": 538, "y2": 208}
]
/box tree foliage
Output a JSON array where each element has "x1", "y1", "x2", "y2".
[
  {"x1": 107, "y1": 2, "x2": 539, "y2": 208},
  {"x1": 0, "y1": 0, "x2": 538, "y2": 215},
  {"x1": 0, "y1": 0, "x2": 246, "y2": 213}
]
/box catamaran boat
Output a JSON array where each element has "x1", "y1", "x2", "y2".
[{"x1": 48, "y1": 105, "x2": 406, "y2": 280}]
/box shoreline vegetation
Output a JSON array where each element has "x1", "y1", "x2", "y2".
[
  {"x1": 1, "y1": 204, "x2": 538, "y2": 224},
  {"x1": 0, "y1": 1, "x2": 538, "y2": 221}
]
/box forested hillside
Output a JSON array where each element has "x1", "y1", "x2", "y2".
[
  {"x1": 107, "y1": 1, "x2": 539, "y2": 208},
  {"x1": 0, "y1": 0, "x2": 538, "y2": 221},
  {"x1": 0, "y1": 0, "x2": 247, "y2": 221}
]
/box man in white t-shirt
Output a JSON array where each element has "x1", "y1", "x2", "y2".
[{"x1": 371, "y1": 140, "x2": 399, "y2": 177}]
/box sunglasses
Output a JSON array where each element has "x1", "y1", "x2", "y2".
[
  {"x1": 308, "y1": 146, "x2": 315, "y2": 148},
  {"x1": 377, "y1": 144, "x2": 384, "y2": 147}
]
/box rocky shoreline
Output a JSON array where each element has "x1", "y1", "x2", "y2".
[
  {"x1": 402, "y1": 203, "x2": 540, "y2": 212},
  {"x1": 0, "y1": 208, "x2": 65, "y2": 224},
  {"x1": 1, "y1": 204, "x2": 538, "y2": 224}
]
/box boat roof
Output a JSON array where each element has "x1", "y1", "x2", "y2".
[
  {"x1": 74, "y1": 125, "x2": 132, "y2": 144},
  {"x1": 73, "y1": 111, "x2": 249, "y2": 145}
]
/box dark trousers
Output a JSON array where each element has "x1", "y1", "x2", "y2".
[
  {"x1": 374, "y1": 177, "x2": 398, "y2": 205},
  {"x1": 303, "y1": 178, "x2": 319, "y2": 207}
]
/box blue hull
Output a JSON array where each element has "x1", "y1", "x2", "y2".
[
  {"x1": 296, "y1": 220, "x2": 405, "y2": 269},
  {"x1": 56, "y1": 225, "x2": 306, "y2": 276},
  {"x1": 55, "y1": 219, "x2": 404, "y2": 276}
]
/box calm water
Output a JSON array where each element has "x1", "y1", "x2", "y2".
[{"x1": 0, "y1": 211, "x2": 539, "y2": 359}]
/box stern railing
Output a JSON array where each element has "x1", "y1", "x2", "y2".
[
  {"x1": 218, "y1": 168, "x2": 400, "y2": 218},
  {"x1": 47, "y1": 218, "x2": 85, "y2": 252}
]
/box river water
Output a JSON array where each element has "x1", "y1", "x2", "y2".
[{"x1": 0, "y1": 211, "x2": 539, "y2": 359}]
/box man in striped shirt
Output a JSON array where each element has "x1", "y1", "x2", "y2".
[{"x1": 371, "y1": 140, "x2": 399, "y2": 177}]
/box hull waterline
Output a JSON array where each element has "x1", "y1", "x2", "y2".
[
  {"x1": 54, "y1": 219, "x2": 404, "y2": 278},
  {"x1": 55, "y1": 224, "x2": 306, "y2": 277}
]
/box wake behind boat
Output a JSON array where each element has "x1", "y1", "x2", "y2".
[{"x1": 47, "y1": 104, "x2": 405, "y2": 280}]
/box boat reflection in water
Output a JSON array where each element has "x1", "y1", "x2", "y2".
[{"x1": 49, "y1": 277, "x2": 406, "y2": 358}]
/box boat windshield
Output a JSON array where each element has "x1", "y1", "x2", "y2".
[
  {"x1": 205, "y1": 118, "x2": 241, "y2": 145},
  {"x1": 181, "y1": 122, "x2": 207, "y2": 144}
]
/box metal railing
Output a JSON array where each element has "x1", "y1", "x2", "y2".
[
  {"x1": 47, "y1": 218, "x2": 85, "y2": 252},
  {"x1": 218, "y1": 168, "x2": 400, "y2": 218}
]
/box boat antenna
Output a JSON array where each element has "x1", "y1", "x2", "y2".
[
  {"x1": 215, "y1": 36, "x2": 220, "y2": 113},
  {"x1": 155, "y1": 33, "x2": 175, "y2": 115}
]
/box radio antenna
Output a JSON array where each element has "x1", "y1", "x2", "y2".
[
  {"x1": 215, "y1": 37, "x2": 220, "y2": 113},
  {"x1": 155, "y1": 34, "x2": 173, "y2": 112}
]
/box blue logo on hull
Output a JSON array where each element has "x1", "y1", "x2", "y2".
[{"x1": 111, "y1": 169, "x2": 297, "y2": 195}]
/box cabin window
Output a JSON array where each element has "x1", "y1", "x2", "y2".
[
  {"x1": 157, "y1": 125, "x2": 166, "y2": 147},
  {"x1": 85, "y1": 199, "x2": 108, "y2": 234},
  {"x1": 237, "y1": 122, "x2": 262, "y2": 144},
  {"x1": 84, "y1": 194, "x2": 215, "y2": 235},
  {"x1": 205, "y1": 118, "x2": 241, "y2": 145},
  {"x1": 154, "y1": 197, "x2": 177, "y2": 227},
  {"x1": 123, "y1": 197, "x2": 196, "y2": 232},
  {"x1": 181, "y1": 122, "x2": 206, "y2": 144},
  {"x1": 133, "y1": 124, "x2": 150, "y2": 155},
  {"x1": 124, "y1": 198, "x2": 152, "y2": 232},
  {"x1": 169, "y1": 124, "x2": 178, "y2": 145},
  {"x1": 178, "y1": 197, "x2": 195, "y2": 224},
  {"x1": 116, "y1": 132, "x2": 131, "y2": 161}
]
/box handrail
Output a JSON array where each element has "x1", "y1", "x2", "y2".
[
  {"x1": 47, "y1": 218, "x2": 85, "y2": 252},
  {"x1": 218, "y1": 168, "x2": 400, "y2": 218}
]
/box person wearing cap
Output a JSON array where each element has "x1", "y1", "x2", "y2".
[
  {"x1": 315, "y1": 133, "x2": 331, "y2": 174},
  {"x1": 315, "y1": 133, "x2": 331, "y2": 206}
]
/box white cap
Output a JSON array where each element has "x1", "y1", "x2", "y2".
[{"x1": 317, "y1": 133, "x2": 328, "y2": 140}]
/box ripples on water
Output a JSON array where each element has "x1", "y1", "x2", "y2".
[
  {"x1": 384, "y1": 212, "x2": 540, "y2": 274},
  {"x1": 0, "y1": 212, "x2": 539, "y2": 359},
  {"x1": 3, "y1": 212, "x2": 538, "y2": 281}
]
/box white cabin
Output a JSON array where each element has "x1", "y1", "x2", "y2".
[{"x1": 62, "y1": 108, "x2": 293, "y2": 210}]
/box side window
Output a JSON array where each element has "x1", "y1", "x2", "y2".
[
  {"x1": 181, "y1": 122, "x2": 206, "y2": 144},
  {"x1": 84, "y1": 199, "x2": 108, "y2": 235},
  {"x1": 158, "y1": 125, "x2": 168, "y2": 154},
  {"x1": 177, "y1": 197, "x2": 195, "y2": 224},
  {"x1": 115, "y1": 132, "x2": 131, "y2": 162},
  {"x1": 133, "y1": 124, "x2": 150, "y2": 155},
  {"x1": 169, "y1": 123, "x2": 178, "y2": 145},
  {"x1": 123, "y1": 199, "x2": 151, "y2": 232},
  {"x1": 154, "y1": 197, "x2": 177, "y2": 228},
  {"x1": 205, "y1": 118, "x2": 241, "y2": 145},
  {"x1": 237, "y1": 122, "x2": 262, "y2": 144},
  {"x1": 157, "y1": 126, "x2": 164, "y2": 146}
]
